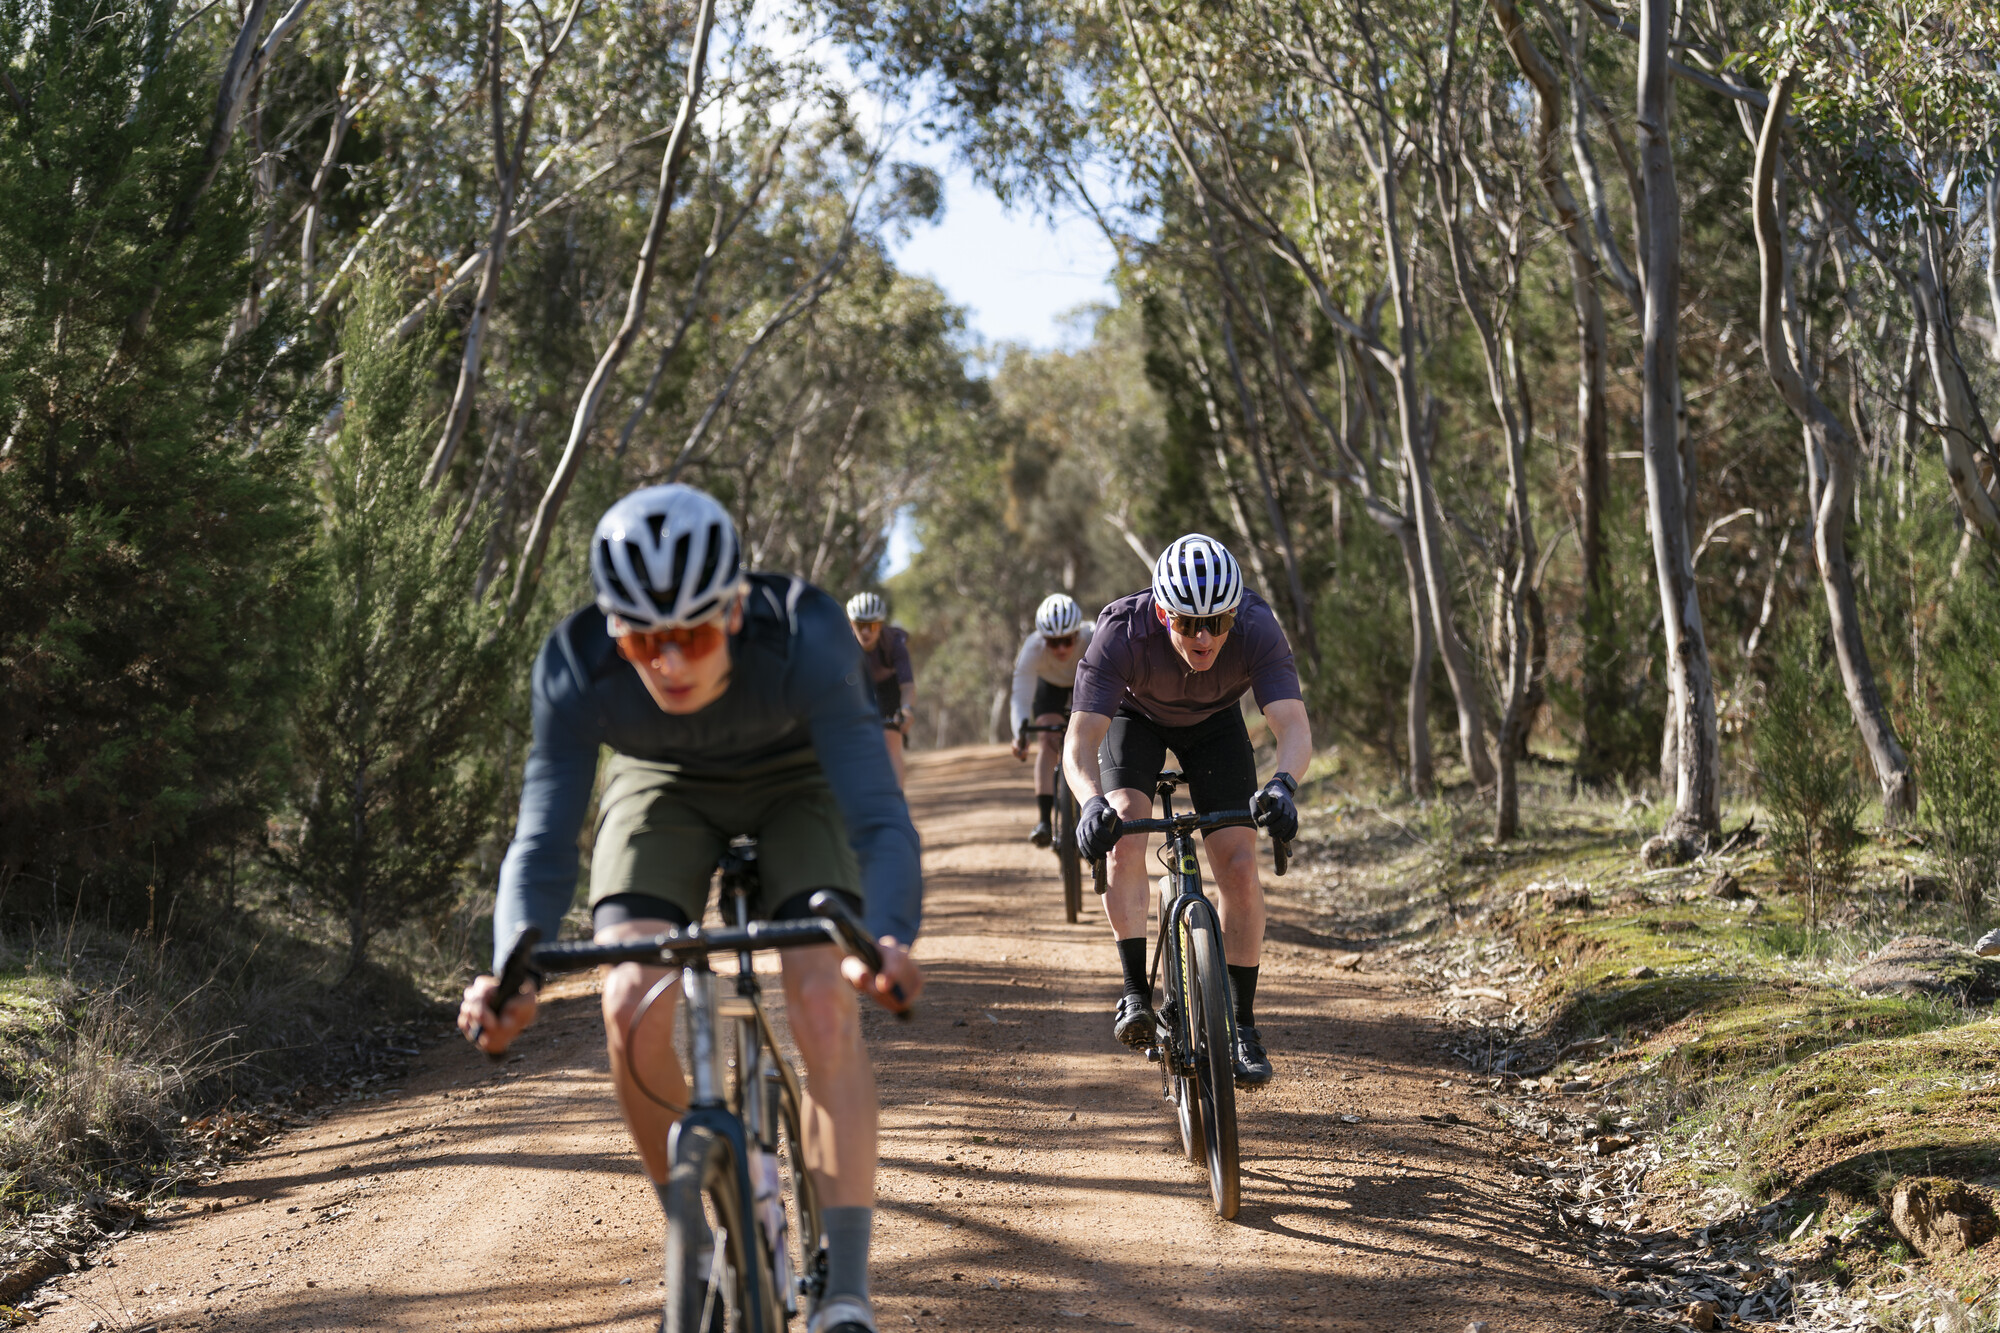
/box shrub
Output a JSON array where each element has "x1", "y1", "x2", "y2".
[
  {"x1": 1912, "y1": 704, "x2": 2000, "y2": 934},
  {"x1": 262, "y1": 280, "x2": 514, "y2": 972},
  {"x1": 1754, "y1": 613, "x2": 1863, "y2": 932},
  {"x1": 1904, "y1": 554, "x2": 2000, "y2": 935},
  {"x1": 0, "y1": 0, "x2": 318, "y2": 923}
]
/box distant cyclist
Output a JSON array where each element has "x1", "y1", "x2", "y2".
[
  {"x1": 459, "y1": 485, "x2": 923, "y2": 1333},
  {"x1": 1008, "y1": 593, "x2": 1095, "y2": 846},
  {"x1": 847, "y1": 592, "x2": 915, "y2": 788},
  {"x1": 1063, "y1": 534, "x2": 1311, "y2": 1087}
]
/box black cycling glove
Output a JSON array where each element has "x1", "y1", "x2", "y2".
[
  {"x1": 1077, "y1": 795, "x2": 1124, "y2": 861},
  {"x1": 1252, "y1": 775, "x2": 1299, "y2": 843}
]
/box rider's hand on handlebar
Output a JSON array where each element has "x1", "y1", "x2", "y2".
[
  {"x1": 1010, "y1": 733, "x2": 1029, "y2": 761},
  {"x1": 841, "y1": 937, "x2": 923, "y2": 1015},
  {"x1": 457, "y1": 974, "x2": 539, "y2": 1056},
  {"x1": 1077, "y1": 795, "x2": 1123, "y2": 861},
  {"x1": 1252, "y1": 778, "x2": 1299, "y2": 844}
]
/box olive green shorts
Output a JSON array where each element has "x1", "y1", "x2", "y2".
[{"x1": 589, "y1": 749, "x2": 863, "y2": 922}]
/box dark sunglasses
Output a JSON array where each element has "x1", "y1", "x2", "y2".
[
  {"x1": 1169, "y1": 611, "x2": 1235, "y2": 637},
  {"x1": 1043, "y1": 634, "x2": 1078, "y2": 649}
]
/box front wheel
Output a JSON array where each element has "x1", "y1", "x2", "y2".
[
  {"x1": 1054, "y1": 776, "x2": 1082, "y2": 924},
  {"x1": 663, "y1": 1123, "x2": 780, "y2": 1333},
  {"x1": 1186, "y1": 912, "x2": 1240, "y2": 1219}
]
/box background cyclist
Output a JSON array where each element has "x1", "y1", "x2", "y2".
[
  {"x1": 458, "y1": 484, "x2": 923, "y2": 1333},
  {"x1": 1062, "y1": 534, "x2": 1310, "y2": 1088},
  {"x1": 1008, "y1": 593, "x2": 1095, "y2": 847},
  {"x1": 847, "y1": 592, "x2": 915, "y2": 788}
]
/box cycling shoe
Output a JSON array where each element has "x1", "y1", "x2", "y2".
[
  {"x1": 1233, "y1": 1025, "x2": 1273, "y2": 1087},
  {"x1": 1028, "y1": 818, "x2": 1053, "y2": 849},
  {"x1": 1113, "y1": 993, "x2": 1157, "y2": 1049}
]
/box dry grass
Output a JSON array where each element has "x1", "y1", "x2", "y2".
[{"x1": 0, "y1": 915, "x2": 433, "y2": 1221}]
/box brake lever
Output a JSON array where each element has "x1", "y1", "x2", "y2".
[{"x1": 809, "y1": 891, "x2": 914, "y2": 1023}]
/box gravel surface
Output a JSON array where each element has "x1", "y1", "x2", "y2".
[{"x1": 29, "y1": 746, "x2": 1600, "y2": 1331}]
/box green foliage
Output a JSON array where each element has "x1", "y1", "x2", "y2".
[
  {"x1": 1757, "y1": 0, "x2": 2000, "y2": 218},
  {"x1": 0, "y1": 0, "x2": 317, "y2": 920},
  {"x1": 1754, "y1": 612, "x2": 1864, "y2": 931},
  {"x1": 1912, "y1": 573, "x2": 2000, "y2": 934},
  {"x1": 1309, "y1": 514, "x2": 1411, "y2": 770},
  {"x1": 263, "y1": 281, "x2": 515, "y2": 971}
]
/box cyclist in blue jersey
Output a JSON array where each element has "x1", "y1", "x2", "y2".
[
  {"x1": 457, "y1": 484, "x2": 923, "y2": 1333},
  {"x1": 1062, "y1": 534, "x2": 1311, "y2": 1088}
]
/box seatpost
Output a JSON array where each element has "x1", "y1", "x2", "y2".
[{"x1": 682, "y1": 963, "x2": 724, "y2": 1107}]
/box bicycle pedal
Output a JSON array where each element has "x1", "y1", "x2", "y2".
[{"x1": 1145, "y1": 1046, "x2": 1162, "y2": 1063}]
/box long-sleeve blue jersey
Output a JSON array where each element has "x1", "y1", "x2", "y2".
[{"x1": 491, "y1": 573, "x2": 923, "y2": 971}]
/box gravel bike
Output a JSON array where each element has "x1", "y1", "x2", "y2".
[
  {"x1": 1090, "y1": 770, "x2": 1288, "y2": 1220},
  {"x1": 1018, "y1": 717, "x2": 1083, "y2": 922},
  {"x1": 487, "y1": 844, "x2": 897, "y2": 1332}
]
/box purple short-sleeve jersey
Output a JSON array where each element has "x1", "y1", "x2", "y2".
[{"x1": 1071, "y1": 588, "x2": 1303, "y2": 727}]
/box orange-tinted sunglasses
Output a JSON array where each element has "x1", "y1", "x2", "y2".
[{"x1": 613, "y1": 619, "x2": 729, "y2": 665}]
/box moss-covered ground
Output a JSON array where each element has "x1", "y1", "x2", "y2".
[{"x1": 1286, "y1": 760, "x2": 2000, "y2": 1301}]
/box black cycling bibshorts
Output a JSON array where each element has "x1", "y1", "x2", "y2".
[
  {"x1": 874, "y1": 677, "x2": 903, "y2": 729},
  {"x1": 1029, "y1": 678, "x2": 1073, "y2": 719},
  {"x1": 1098, "y1": 704, "x2": 1258, "y2": 830}
]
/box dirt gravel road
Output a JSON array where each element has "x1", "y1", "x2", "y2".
[{"x1": 35, "y1": 745, "x2": 1599, "y2": 1332}]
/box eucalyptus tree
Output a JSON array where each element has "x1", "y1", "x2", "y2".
[
  {"x1": 1104, "y1": 0, "x2": 1500, "y2": 788},
  {"x1": 1760, "y1": 0, "x2": 2000, "y2": 556},
  {"x1": 1431, "y1": 35, "x2": 1552, "y2": 837},
  {"x1": 1751, "y1": 73, "x2": 1916, "y2": 817}
]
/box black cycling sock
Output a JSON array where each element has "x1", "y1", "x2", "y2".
[
  {"x1": 1228, "y1": 964, "x2": 1259, "y2": 1028},
  {"x1": 1037, "y1": 793, "x2": 1055, "y2": 822},
  {"x1": 822, "y1": 1205, "x2": 872, "y2": 1305},
  {"x1": 1117, "y1": 936, "x2": 1150, "y2": 1000}
]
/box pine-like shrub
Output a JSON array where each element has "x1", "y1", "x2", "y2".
[
  {"x1": 1753, "y1": 613, "x2": 1863, "y2": 933},
  {"x1": 263, "y1": 280, "x2": 515, "y2": 971},
  {"x1": 0, "y1": 0, "x2": 317, "y2": 921},
  {"x1": 1912, "y1": 574, "x2": 2000, "y2": 935}
]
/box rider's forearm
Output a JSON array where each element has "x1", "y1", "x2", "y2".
[
  {"x1": 1063, "y1": 713, "x2": 1111, "y2": 802},
  {"x1": 899, "y1": 682, "x2": 915, "y2": 712},
  {"x1": 1265, "y1": 700, "x2": 1314, "y2": 783}
]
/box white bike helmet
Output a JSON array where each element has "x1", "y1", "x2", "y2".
[
  {"x1": 1152, "y1": 533, "x2": 1244, "y2": 617},
  {"x1": 590, "y1": 484, "x2": 744, "y2": 629},
  {"x1": 1035, "y1": 593, "x2": 1082, "y2": 637},
  {"x1": 845, "y1": 591, "x2": 887, "y2": 623}
]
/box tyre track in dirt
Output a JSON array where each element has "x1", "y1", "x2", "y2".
[{"x1": 32, "y1": 745, "x2": 1599, "y2": 1332}]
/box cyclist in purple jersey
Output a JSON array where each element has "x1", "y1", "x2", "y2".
[
  {"x1": 846, "y1": 592, "x2": 915, "y2": 789},
  {"x1": 1062, "y1": 534, "x2": 1313, "y2": 1087}
]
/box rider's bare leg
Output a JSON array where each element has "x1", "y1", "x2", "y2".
[
  {"x1": 1203, "y1": 824, "x2": 1266, "y2": 967},
  {"x1": 779, "y1": 942, "x2": 877, "y2": 1206},
  {"x1": 1099, "y1": 786, "x2": 1156, "y2": 939},
  {"x1": 597, "y1": 917, "x2": 686, "y2": 1183},
  {"x1": 1032, "y1": 712, "x2": 1063, "y2": 797}
]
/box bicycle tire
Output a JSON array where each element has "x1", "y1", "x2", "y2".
[
  {"x1": 1160, "y1": 893, "x2": 1199, "y2": 1165},
  {"x1": 1055, "y1": 776, "x2": 1082, "y2": 924},
  {"x1": 772, "y1": 1068, "x2": 825, "y2": 1317},
  {"x1": 1186, "y1": 911, "x2": 1241, "y2": 1219},
  {"x1": 663, "y1": 1123, "x2": 780, "y2": 1333}
]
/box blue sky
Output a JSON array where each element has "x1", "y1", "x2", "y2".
[{"x1": 886, "y1": 144, "x2": 1120, "y2": 351}]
